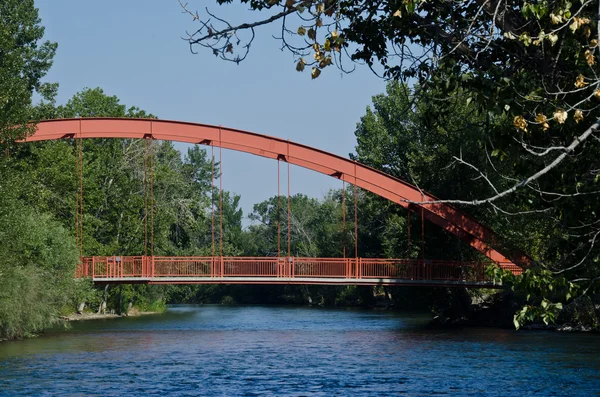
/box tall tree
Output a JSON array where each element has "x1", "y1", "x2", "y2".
[{"x1": 0, "y1": 0, "x2": 56, "y2": 143}]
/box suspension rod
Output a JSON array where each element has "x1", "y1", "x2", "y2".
[
  {"x1": 287, "y1": 157, "x2": 291, "y2": 258},
  {"x1": 354, "y1": 163, "x2": 358, "y2": 258},
  {"x1": 219, "y1": 129, "x2": 223, "y2": 257},
  {"x1": 277, "y1": 160, "x2": 281, "y2": 258},
  {"x1": 150, "y1": 138, "x2": 155, "y2": 257},
  {"x1": 143, "y1": 138, "x2": 148, "y2": 256},
  {"x1": 211, "y1": 144, "x2": 215, "y2": 257},
  {"x1": 342, "y1": 180, "x2": 346, "y2": 258}
]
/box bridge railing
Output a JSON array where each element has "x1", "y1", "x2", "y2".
[{"x1": 76, "y1": 256, "x2": 493, "y2": 283}]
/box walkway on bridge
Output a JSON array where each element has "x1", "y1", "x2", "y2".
[{"x1": 76, "y1": 256, "x2": 506, "y2": 287}]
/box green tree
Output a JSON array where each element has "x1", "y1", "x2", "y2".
[
  {"x1": 0, "y1": 161, "x2": 79, "y2": 339},
  {"x1": 180, "y1": 1, "x2": 600, "y2": 296},
  {"x1": 0, "y1": 0, "x2": 56, "y2": 143}
]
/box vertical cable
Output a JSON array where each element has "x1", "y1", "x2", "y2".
[
  {"x1": 79, "y1": 135, "x2": 83, "y2": 258},
  {"x1": 286, "y1": 141, "x2": 292, "y2": 257},
  {"x1": 277, "y1": 160, "x2": 281, "y2": 258},
  {"x1": 407, "y1": 210, "x2": 411, "y2": 258},
  {"x1": 219, "y1": 130, "x2": 223, "y2": 257},
  {"x1": 342, "y1": 180, "x2": 346, "y2": 258},
  {"x1": 143, "y1": 138, "x2": 148, "y2": 256},
  {"x1": 421, "y1": 205, "x2": 425, "y2": 260},
  {"x1": 287, "y1": 157, "x2": 291, "y2": 258},
  {"x1": 150, "y1": 137, "x2": 155, "y2": 257},
  {"x1": 75, "y1": 131, "x2": 83, "y2": 258},
  {"x1": 211, "y1": 145, "x2": 215, "y2": 257},
  {"x1": 75, "y1": 136, "x2": 79, "y2": 256},
  {"x1": 354, "y1": 164, "x2": 358, "y2": 258}
]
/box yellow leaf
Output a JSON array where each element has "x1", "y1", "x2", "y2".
[
  {"x1": 550, "y1": 13, "x2": 563, "y2": 24},
  {"x1": 554, "y1": 109, "x2": 568, "y2": 124},
  {"x1": 393, "y1": 9, "x2": 401, "y2": 17},
  {"x1": 536, "y1": 114, "x2": 550, "y2": 131},
  {"x1": 519, "y1": 32, "x2": 532, "y2": 46},
  {"x1": 575, "y1": 74, "x2": 589, "y2": 88},
  {"x1": 570, "y1": 19, "x2": 580, "y2": 33},
  {"x1": 315, "y1": 3, "x2": 324, "y2": 13},
  {"x1": 574, "y1": 109, "x2": 584, "y2": 123},
  {"x1": 585, "y1": 50, "x2": 595, "y2": 66},
  {"x1": 311, "y1": 67, "x2": 321, "y2": 79},
  {"x1": 595, "y1": 90, "x2": 600, "y2": 100},
  {"x1": 513, "y1": 116, "x2": 528, "y2": 132},
  {"x1": 591, "y1": 39, "x2": 598, "y2": 47},
  {"x1": 297, "y1": 26, "x2": 306, "y2": 36}
]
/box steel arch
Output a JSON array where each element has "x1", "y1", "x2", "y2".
[{"x1": 27, "y1": 118, "x2": 525, "y2": 273}]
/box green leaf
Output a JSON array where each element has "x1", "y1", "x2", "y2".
[{"x1": 513, "y1": 315, "x2": 521, "y2": 330}]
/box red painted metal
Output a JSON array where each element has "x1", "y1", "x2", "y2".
[
  {"x1": 354, "y1": 165, "x2": 358, "y2": 258},
  {"x1": 29, "y1": 118, "x2": 527, "y2": 272},
  {"x1": 75, "y1": 255, "x2": 513, "y2": 286},
  {"x1": 287, "y1": 159, "x2": 291, "y2": 258},
  {"x1": 277, "y1": 160, "x2": 281, "y2": 258},
  {"x1": 342, "y1": 180, "x2": 346, "y2": 258},
  {"x1": 407, "y1": 210, "x2": 411, "y2": 257},
  {"x1": 144, "y1": 139, "x2": 148, "y2": 256},
  {"x1": 219, "y1": 131, "x2": 223, "y2": 257},
  {"x1": 75, "y1": 132, "x2": 83, "y2": 257},
  {"x1": 211, "y1": 145, "x2": 215, "y2": 257}
]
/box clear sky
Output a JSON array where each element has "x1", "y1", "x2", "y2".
[{"x1": 35, "y1": 1, "x2": 386, "y2": 225}]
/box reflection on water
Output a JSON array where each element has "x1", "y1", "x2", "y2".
[{"x1": 0, "y1": 305, "x2": 599, "y2": 396}]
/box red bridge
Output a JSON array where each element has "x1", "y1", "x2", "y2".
[
  {"x1": 27, "y1": 118, "x2": 526, "y2": 287},
  {"x1": 77, "y1": 256, "x2": 495, "y2": 287}
]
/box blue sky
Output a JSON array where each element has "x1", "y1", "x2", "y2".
[{"x1": 35, "y1": 1, "x2": 386, "y2": 225}]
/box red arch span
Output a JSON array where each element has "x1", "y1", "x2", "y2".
[{"x1": 27, "y1": 118, "x2": 526, "y2": 273}]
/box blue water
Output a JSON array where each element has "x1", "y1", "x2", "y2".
[{"x1": 0, "y1": 305, "x2": 599, "y2": 396}]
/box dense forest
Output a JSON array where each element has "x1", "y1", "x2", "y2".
[{"x1": 1, "y1": 1, "x2": 599, "y2": 340}]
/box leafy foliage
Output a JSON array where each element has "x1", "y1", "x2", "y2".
[{"x1": 0, "y1": 0, "x2": 56, "y2": 143}]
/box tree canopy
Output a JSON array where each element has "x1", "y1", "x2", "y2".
[
  {"x1": 180, "y1": 0, "x2": 600, "y2": 295},
  {"x1": 0, "y1": 0, "x2": 56, "y2": 143}
]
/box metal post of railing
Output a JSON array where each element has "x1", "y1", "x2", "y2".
[{"x1": 345, "y1": 258, "x2": 349, "y2": 279}]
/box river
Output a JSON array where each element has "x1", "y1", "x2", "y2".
[{"x1": 0, "y1": 305, "x2": 599, "y2": 396}]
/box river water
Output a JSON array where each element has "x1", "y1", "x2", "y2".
[{"x1": 0, "y1": 305, "x2": 599, "y2": 396}]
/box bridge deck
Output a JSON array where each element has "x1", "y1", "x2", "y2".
[{"x1": 77, "y1": 256, "x2": 508, "y2": 287}]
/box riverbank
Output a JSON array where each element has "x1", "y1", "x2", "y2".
[{"x1": 60, "y1": 308, "x2": 163, "y2": 322}]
